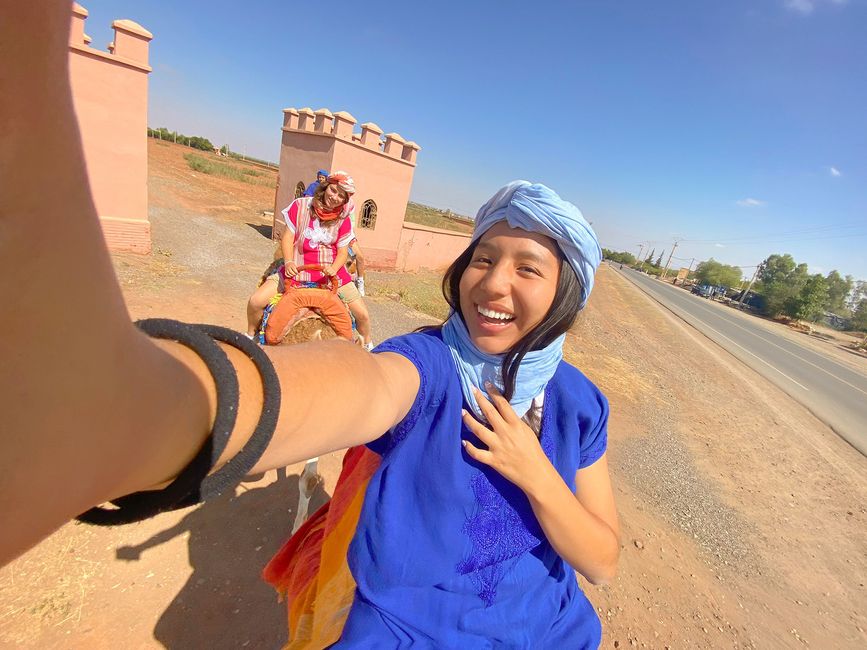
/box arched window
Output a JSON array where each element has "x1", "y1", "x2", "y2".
[
  {"x1": 360, "y1": 199, "x2": 377, "y2": 230},
  {"x1": 294, "y1": 181, "x2": 305, "y2": 199}
]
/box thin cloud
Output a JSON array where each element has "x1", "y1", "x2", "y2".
[
  {"x1": 715, "y1": 243, "x2": 726, "y2": 248},
  {"x1": 736, "y1": 198, "x2": 766, "y2": 207},
  {"x1": 784, "y1": 0, "x2": 848, "y2": 14},
  {"x1": 785, "y1": 0, "x2": 815, "y2": 13},
  {"x1": 829, "y1": 166, "x2": 842, "y2": 177}
]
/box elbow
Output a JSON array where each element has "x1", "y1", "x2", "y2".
[
  {"x1": 584, "y1": 562, "x2": 618, "y2": 586},
  {"x1": 581, "y1": 544, "x2": 621, "y2": 586}
]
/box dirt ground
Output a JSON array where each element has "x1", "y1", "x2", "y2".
[{"x1": 1, "y1": 141, "x2": 865, "y2": 649}]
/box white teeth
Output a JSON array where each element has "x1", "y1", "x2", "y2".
[{"x1": 478, "y1": 305, "x2": 514, "y2": 321}]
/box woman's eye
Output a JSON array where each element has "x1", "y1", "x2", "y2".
[
  {"x1": 473, "y1": 256, "x2": 492, "y2": 265},
  {"x1": 519, "y1": 266, "x2": 540, "y2": 275}
]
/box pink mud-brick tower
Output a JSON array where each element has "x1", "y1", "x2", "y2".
[
  {"x1": 273, "y1": 108, "x2": 421, "y2": 270},
  {"x1": 68, "y1": 3, "x2": 153, "y2": 253}
]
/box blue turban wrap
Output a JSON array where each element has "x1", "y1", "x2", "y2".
[
  {"x1": 317, "y1": 169, "x2": 329, "y2": 177},
  {"x1": 472, "y1": 181, "x2": 601, "y2": 308}
]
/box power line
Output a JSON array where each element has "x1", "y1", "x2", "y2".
[
  {"x1": 682, "y1": 225, "x2": 867, "y2": 245},
  {"x1": 619, "y1": 221, "x2": 867, "y2": 247}
]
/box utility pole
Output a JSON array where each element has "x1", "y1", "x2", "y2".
[
  {"x1": 661, "y1": 240, "x2": 679, "y2": 280},
  {"x1": 673, "y1": 258, "x2": 697, "y2": 287},
  {"x1": 738, "y1": 261, "x2": 765, "y2": 310},
  {"x1": 636, "y1": 244, "x2": 645, "y2": 268}
]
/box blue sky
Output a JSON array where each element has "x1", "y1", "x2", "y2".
[{"x1": 80, "y1": 0, "x2": 866, "y2": 282}]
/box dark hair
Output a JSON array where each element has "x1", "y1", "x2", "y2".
[{"x1": 431, "y1": 237, "x2": 583, "y2": 402}]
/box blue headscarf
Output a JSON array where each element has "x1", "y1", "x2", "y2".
[
  {"x1": 442, "y1": 181, "x2": 601, "y2": 420},
  {"x1": 472, "y1": 181, "x2": 601, "y2": 308},
  {"x1": 303, "y1": 170, "x2": 331, "y2": 197}
]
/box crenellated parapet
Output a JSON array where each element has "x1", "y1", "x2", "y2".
[
  {"x1": 68, "y1": 4, "x2": 153, "y2": 254},
  {"x1": 281, "y1": 107, "x2": 421, "y2": 166},
  {"x1": 70, "y1": 3, "x2": 152, "y2": 72}
]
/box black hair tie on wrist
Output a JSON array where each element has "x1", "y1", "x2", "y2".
[
  {"x1": 76, "y1": 319, "x2": 280, "y2": 525},
  {"x1": 187, "y1": 323, "x2": 281, "y2": 501}
]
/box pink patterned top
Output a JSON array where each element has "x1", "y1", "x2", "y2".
[{"x1": 281, "y1": 196, "x2": 355, "y2": 287}]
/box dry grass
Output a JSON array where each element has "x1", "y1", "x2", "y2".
[
  {"x1": 403, "y1": 202, "x2": 474, "y2": 234},
  {"x1": 184, "y1": 153, "x2": 276, "y2": 188},
  {"x1": 368, "y1": 269, "x2": 450, "y2": 321}
]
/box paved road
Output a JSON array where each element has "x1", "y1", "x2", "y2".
[{"x1": 615, "y1": 266, "x2": 867, "y2": 456}]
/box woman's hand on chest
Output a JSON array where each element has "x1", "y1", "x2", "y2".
[{"x1": 460, "y1": 383, "x2": 553, "y2": 493}]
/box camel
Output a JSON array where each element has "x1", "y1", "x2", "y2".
[{"x1": 255, "y1": 259, "x2": 354, "y2": 533}]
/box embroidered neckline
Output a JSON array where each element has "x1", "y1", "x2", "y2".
[{"x1": 457, "y1": 381, "x2": 557, "y2": 607}]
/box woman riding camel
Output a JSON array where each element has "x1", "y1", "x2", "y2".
[{"x1": 246, "y1": 171, "x2": 374, "y2": 348}]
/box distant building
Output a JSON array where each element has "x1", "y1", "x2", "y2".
[
  {"x1": 69, "y1": 3, "x2": 153, "y2": 253},
  {"x1": 273, "y1": 108, "x2": 420, "y2": 270}
]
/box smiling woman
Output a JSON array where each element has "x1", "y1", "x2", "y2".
[{"x1": 264, "y1": 182, "x2": 619, "y2": 648}]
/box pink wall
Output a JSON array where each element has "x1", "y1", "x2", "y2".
[
  {"x1": 68, "y1": 4, "x2": 153, "y2": 254},
  {"x1": 331, "y1": 139, "x2": 415, "y2": 269},
  {"x1": 396, "y1": 223, "x2": 472, "y2": 272},
  {"x1": 272, "y1": 108, "x2": 420, "y2": 269},
  {"x1": 272, "y1": 128, "x2": 334, "y2": 242}
]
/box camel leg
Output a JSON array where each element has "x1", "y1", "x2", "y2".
[{"x1": 292, "y1": 457, "x2": 321, "y2": 534}]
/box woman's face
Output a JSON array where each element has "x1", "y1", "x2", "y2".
[
  {"x1": 323, "y1": 183, "x2": 348, "y2": 209},
  {"x1": 459, "y1": 221, "x2": 561, "y2": 355}
]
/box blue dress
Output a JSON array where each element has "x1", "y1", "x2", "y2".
[{"x1": 334, "y1": 331, "x2": 609, "y2": 648}]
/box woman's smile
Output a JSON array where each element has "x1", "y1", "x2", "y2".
[{"x1": 472, "y1": 302, "x2": 516, "y2": 334}]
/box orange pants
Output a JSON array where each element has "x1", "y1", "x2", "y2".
[{"x1": 264, "y1": 288, "x2": 353, "y2": 344}]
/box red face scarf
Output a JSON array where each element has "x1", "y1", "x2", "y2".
[{"x1": 312, "y1": 199, "x2": 345, "y2": 222}]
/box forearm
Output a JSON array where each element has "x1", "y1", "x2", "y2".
[
  {"x1": 353, "y1": 247, "x2": 366, "y2": 278},
  {"x1": 0, "y1": 331, "x2": 214, "y2": 567},
  {"x1": 247, "y1": 342, "x2": 416, "y2": 472},
  {"x1": 137, "y1": 339, "x2": 418, "y2": 484},
  {"x1": 280, "y1": 230, "x2": 295, "y2": 263},
  {"x1": 524, "y1": 463, "x2": 620, "y2": 584},
  {"x1": 332, "y1": 246, "x2": 349, "y2": 271},
  {"x1": 0, "y1": 332, "x2": 417, "y2": 566}
]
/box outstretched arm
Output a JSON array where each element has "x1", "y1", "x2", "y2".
[{"x1": 0, "y1": 3, "x2": 419, "y2": 568}]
